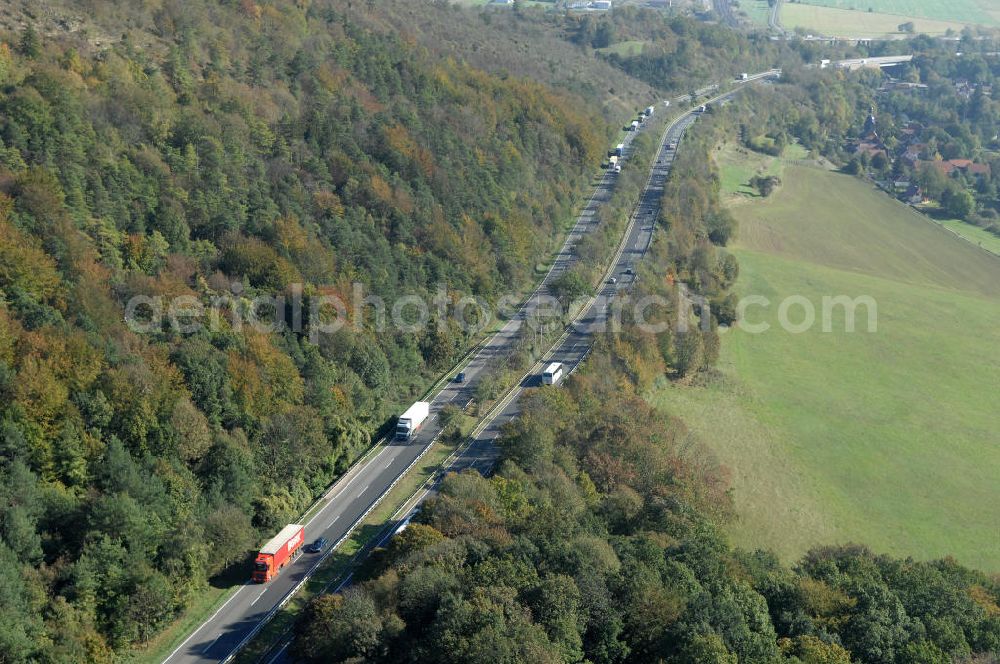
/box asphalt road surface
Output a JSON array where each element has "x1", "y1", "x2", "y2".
[{"x1": 164, "y1": 75, "x2": 771, "y2": 664}]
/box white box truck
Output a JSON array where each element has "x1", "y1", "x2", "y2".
[
  {"x1": 645, "y1": 105, "x2": 655, "y2": 116},
  {"x1": 615, "y1": 143, "x2": 624, "y2": 156},
  {"x1": 396, "y1": 401, "x2": 430, "y2": 441},
  {"x1": 630, "y1": 120, "x2": 639, "y2": 131}
]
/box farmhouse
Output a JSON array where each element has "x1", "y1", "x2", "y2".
[
  {"x1": 903, "y1": 184, "x2": 925, "y2": 205},
  {"x1": 901, "y1": 144, "x2": 926, "y2": 166},
  {"x1": 855, "y1": 141, "x2": 887, "y2": 160}
]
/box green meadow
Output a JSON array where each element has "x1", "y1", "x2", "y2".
[
  {"x1": 781, "y1": 4, "x2": 973, "y2": 37},
  {"x1": 650, "y1": 147, "x2": 1000, "y2": 571},
  {"x1": 740, "y1": 0, "x2": 775, "y2": 26},
  {"x1": 935, "y1": 218, "x2": 1000, "y2": 258}
]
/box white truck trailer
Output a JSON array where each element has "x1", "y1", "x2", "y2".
[
  {"x1": 542, "y1": 362, "x2": 564, "y2": 385},
  {"x1": 396, "y1": 401, "x2": 430, "y2": 441}
]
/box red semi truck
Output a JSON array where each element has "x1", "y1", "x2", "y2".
[{"x1": 252, "y1": 524, "x2": 304, "y2": 583}]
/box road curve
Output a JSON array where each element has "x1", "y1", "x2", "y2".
[{"x1": 769, "y1": 0, "x2": 786, "y2": 36}]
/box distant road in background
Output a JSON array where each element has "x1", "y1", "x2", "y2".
[{"x1": 769, "y1": 0, "x2": 787, "y2": 36}]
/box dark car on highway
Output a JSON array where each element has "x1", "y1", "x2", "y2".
[{"x1": 305, "y1": 537, "x2": 328, "y2": 553}]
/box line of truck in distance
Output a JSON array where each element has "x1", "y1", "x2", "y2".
[
  {"x1": 610, "y1": 104, "x2": 663, "y2": 172},
  {"x1": 627, "y1": 105, "x2": 657, "y2": 132}
]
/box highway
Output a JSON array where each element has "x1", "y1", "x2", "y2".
[
  {"x1": 163, "y1": 96, "x2": 652, "y2": 664},
  {"x1": 163, "y1": 73, "x2": 775, "y2": 664},
  {"x1": 255, "y1": 102, "x2": 711, "y2": 664},
  {"x1": 832, "y1": 55, "x2": 914, "y2": 70},
  {"x1": 447, "y1": 110, "x2": 700, "y2": 476}
]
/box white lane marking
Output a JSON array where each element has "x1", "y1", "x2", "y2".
[
  {"x1": 357, "y1": 484, "x2": 369, "y2": 499},
  {"x1": 328, "y1": 515, "x2": 341, "y2": 529},
  {"x1": 249, "y1": 589, "x2": 267, "y2": 607},
  {"x1": 204, "y1": 634, "x2": 222, "y2": 654},
  {"x1": 163, "y1": 581, "x2": 252, "y2": 662},
  {"x1": 266, "y1": 641, "x2": 292, "y2": 664},
  {"x1": 334, "y1": 572, "x2": 355, "y2": 593},
  {"x1": 311, "y1": 446, "x2": 391, "y2": 524}
]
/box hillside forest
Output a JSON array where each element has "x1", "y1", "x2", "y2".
[{"x1": 0, "y1": 0, "x2": 618, "y2": 657}]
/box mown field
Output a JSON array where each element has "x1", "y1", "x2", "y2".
[
  {"x1": 781, "y1": 3, "x2": 972, "y2": 37},
  {"x1": 596, "y1": 40, "x2": 651, "y2": 57},
  {"x1": 934, "y1": 218, "x2": 1000, "y2": 257},
  {"x1": 795, "y1": 0, "x2": 1000, "y2": 26},
  {"x1": 650, "y1": 145, "x2": 1000, "y2": 571}
]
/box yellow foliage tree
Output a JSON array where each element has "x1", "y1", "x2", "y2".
[
  {"x1": 0, "y1": 195, "x2": 64, "y2": 307},
  {"x1": 227, "y1": 331, "x2": 304, "y2": 423}
]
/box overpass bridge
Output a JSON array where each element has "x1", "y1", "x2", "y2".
[{"x1": 832, "y1": 55, "x2": 914, "y2": 71}]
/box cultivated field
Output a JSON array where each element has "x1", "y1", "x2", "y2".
[
  {"x1": 781, "y1": 3, "x2": 973, "y2": 37},
  {"x1": 739, "y1": 0, "x2": 775, "y2": 25},
  {"x1": 650, "y1": 145, "x2": 1000, "y2": 571}
]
